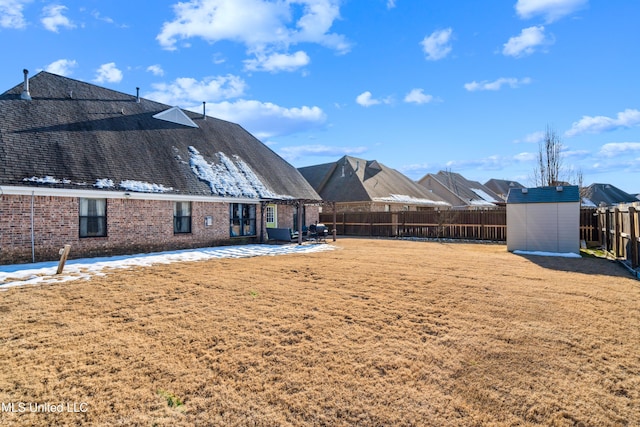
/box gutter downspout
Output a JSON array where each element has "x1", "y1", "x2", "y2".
[{"x1": 31, "y1": 191, "x2": 35, "y2": 262}]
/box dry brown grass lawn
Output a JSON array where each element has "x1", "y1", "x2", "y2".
[{"x1": 0, "y1": 238, "x2": 639, "y2": 426}]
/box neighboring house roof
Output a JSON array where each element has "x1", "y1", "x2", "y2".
[
  {"x1": 0, "y1": 71, "x2": 320, "y2": 201},
  {"x1": 484, "y1": 178, "x2": 525, "y2": 201},
  {"x1": 507, "y1": 186, "x2": 580, "y2": 204},
  {"x1": 418, "y1": 171, "x2": 502, "y2": 207},
  {"x1": 298, "y1": 156, "x2": 449, "y2": 206},
  {"x1": 581, "y1": 183, "x2": 638, "y2": 207}
]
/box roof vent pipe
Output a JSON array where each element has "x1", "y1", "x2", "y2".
[
  {"x1": 21, "y1": 69, "x2": 32, "y2": 101},
  {"x1": 202, "y1": 101, "x2": 206, "y2": 120},
  {"x1": 136, "y1": 87, "x2": 140, "y2": 103}
]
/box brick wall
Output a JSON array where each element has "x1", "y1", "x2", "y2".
[
  {"x1": 0, "y1": 195, "x2": 264, "y2": 264},
  {"x1": 275, "y1": 204, "x2": 320, "y2": 229}
]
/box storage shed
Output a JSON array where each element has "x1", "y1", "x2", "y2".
[{"x1": 506, "y1": 186, "x2": 581, "y2": 254}]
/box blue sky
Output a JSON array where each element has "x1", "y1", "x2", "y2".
[{"x1": 1, "y1": 0, "x2": 639, "y2": 193}]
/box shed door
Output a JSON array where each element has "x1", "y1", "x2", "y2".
[{"x1": 266, "y1": 204, "x2": 277, "y2": 228}]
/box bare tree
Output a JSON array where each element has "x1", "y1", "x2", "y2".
[{"x1": 532, "y1": 125, "x2": 564, "y2": 187}]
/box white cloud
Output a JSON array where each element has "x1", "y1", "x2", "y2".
[
  {"x1": 404, "y1": 88, "x2": 433, "y2": 105},
  {"x1": 278, "y1": 144, "x2": 367, "y2": 161},
  {"x1": 41, "y1": 4, "x2": 75, "y2": 32},
  {"x1": 146, "y1": 64, "x2": 165, "y2": 76},
  {"x1": 356, "y1": 91, "x2": 380, "y2": 107},
  {"x1": 0, "y1": 0, "x2": 30, "y2": 29},
  {"x1": 90, "y1": 10, "x2": 127, "y2": 27},
  {"x1": 244, "y1": 50, "x2": 310, "y2": 72},
  {"x1": 143, "y1": 73, "x2": 325, "y2": 139},
  {"x1": 445, "y1": 155, "x2": 508, "y2": 171},
  {"x1": 145, "y1": 74, "x2": 247, "y2": 106},
  {"x1": 514, "y1": 130, "x2": 545, "y2": 144},
  {"x1": 464, "y1": 77, "x2": 532, "y2": 91},
  {"x1": 515, "y1": 0, "x2": 588, "y2": 23},
  {"x1": 514, "y1": 152, "x2": 537, "y2": 162},
  {"x1": 387, "y1": 0, "x2": 396, "y2": 9},
  {"x1": 565, "y1": 109, "x2": 640, "y2": 137},
  {"x1": 45, "y1": 59, "x2": 78, "y2": 76},
  {"x1": 203, "y1": 99, "x2": 327, "y2": 139},
  {"x1": 93, "y1": 62, "x2": 123, "y2": 84},
  {"x1": 598, "y1": 142, "x2": 640, "y2": 158},
  {"x1": 156, "y1": 0, "x2": 350, "y2": 56},
  {"x1": 502, "y1": 26, "x2": 550, "y2": 57},
  {"x1": 420, "y1": 28, "x2": 453, "y2": 61}
]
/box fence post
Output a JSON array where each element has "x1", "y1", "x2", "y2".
[
  {"x1": 629, "y1": 207, "x2": 638, "y2": 269},
  {"x1": 614, "y1": 208, "x2": 621, "y2": 258},
  {"x1": 604, "y1": 208, "x2": 612, "y2": 253},
  {"x1": 56, "y1": 244, "x2": 71, "y2": 275},
  {"x1": 332, "y1": 202, "x2": 337, "y2": 241}
]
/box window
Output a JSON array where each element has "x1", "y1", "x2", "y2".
[
  {"x1": 174, "y1": 202, "x2": 192, "y2": 234},
  {"x1": 266, "y1": 205, "x2": 275, "y2": 224},
  {"x1": 79, "y1": 198, "x2": 107, "y2": 237},
  {"x1": 230, "y1": 203, "x2": 256, "y2": 237}
]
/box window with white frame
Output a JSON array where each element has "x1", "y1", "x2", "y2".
[
  {"x1": 79, "y1": 198, "x2": 107, "y2": 237},
  {"x1": 174, "y1": 201, "x2": 192, "y2": 234}
]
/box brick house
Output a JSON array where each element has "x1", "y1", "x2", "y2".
[
  {"x1": 0, "y1": 71, "x2": 320, "y2": 263},
  {"x1": 298, "y1": 156, "x2": 449, "y2": 213},
  {"x1": 417, "y1": 171, "x2": 503, "y2": 209}
]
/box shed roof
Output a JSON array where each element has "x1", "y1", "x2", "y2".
[
  {"x1": 0, "y1": 71, "x2": 319, "y2": 201},
  {"x1": 507, "y1": 186, "x2": 580, "y2": 204}
]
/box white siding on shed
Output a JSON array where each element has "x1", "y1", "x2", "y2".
[{"x1": 507, "y1": 201, "x2": 580, "y2": 254}]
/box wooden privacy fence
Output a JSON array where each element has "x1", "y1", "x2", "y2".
[
  {"x1": 320, "y1": 208, "x2": 601, "y2": 244},
  {"x1": 597, "y1": 204, "x2": 639, "y2": 269},
  {"x1": 320, "y1": 209, "x2": 508, "y2": 241}
]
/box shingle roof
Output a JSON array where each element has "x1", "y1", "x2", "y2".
[
  {"x1": 507, "y1": 186, "x2": 580, "y2": 204},
  {"x1": 0, "y1": 71, "x2": 320, "y2": 200},
  {"x1": 581, "y1": 183, "x2": 638, "y2": 207},
  {"x1": 484, "y1": 178, "x2": 525, "y2": 200},
  {"x1": 298, "y1": 156, "x2": 449, "y2": 206},
  {"x1": 418, "y1": 171, "x2": 502, "y2": 207}
]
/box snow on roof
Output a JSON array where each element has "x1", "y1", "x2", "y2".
[
  {"x1": 373, "y1": 194, "x2": 450, "y2": 206},
  {"x1": 119, "y1": 180, "x2": 173, "y2": 193},
  {"x1": 0, "y1": 243, "x2": 335, "y2": 290},
  {"x1": 189, "y1": 146, "x2": 291, "y2": 199},
  {"x1": 470, "y1": 188, "x2": 500, "y2": 203},
  {"x1": 94, "y1": 178, "x2": 115, "y2": 189},
  {"x1": 581, "y1": 198, "x2": 597, "y2": 208},
  {"x1": 23, "y1": 176, "x2": 71, "y2": 184}
]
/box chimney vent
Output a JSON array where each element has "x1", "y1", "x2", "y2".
[
  {"x1": 20, "y1": 69, "x2": 32, "y2": 101},
  {"x1": 202, "y1": 101, "x2": 206, "y2": 120},
  {"x1": 136, "y1": 87, "x2": 140, "y2": 103}
]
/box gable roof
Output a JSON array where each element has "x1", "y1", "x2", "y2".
[
  {"x1": 0, "y1": 71, "x2": 319, "y2": 201},
  {"x1": 581, "y1": 183, "x2": 638, "y2": 207},
  {"x1": 298, "y1": 156, "x2": 449, "y2": 206},
  {"x1": 507, "y1": 186, "x2": 580, "y2": 204},
  {"x1": 484, "y1": 178, "x2": 525, "y2": 200},
  {"x1": 418, "y1": 171, "x2": 502, "y2": 207}
]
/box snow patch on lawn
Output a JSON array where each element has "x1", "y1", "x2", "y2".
[
  {"x1": 514, "y1": 250, "x2": 581, "y2": 258},
  {"x1": 0, "y1": 244, "x2": 334, "y2": 290}
]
